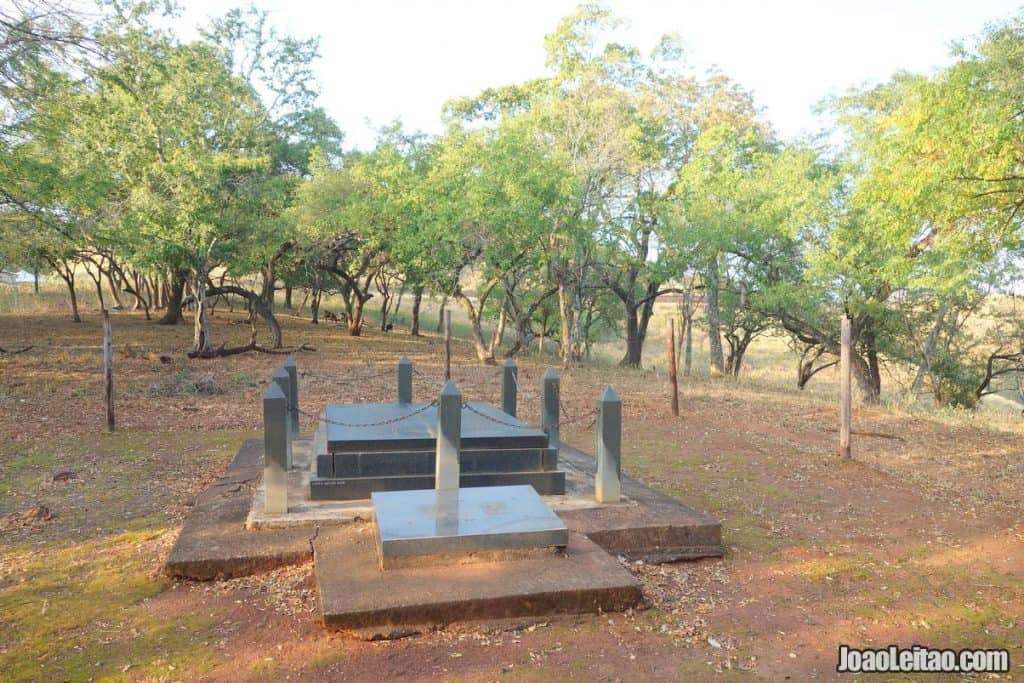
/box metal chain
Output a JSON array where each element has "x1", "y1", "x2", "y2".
[
  {"x1": 291, "y1": 400, "x2": 437, "y2": 428},
  {"x1": 460, "y1": 401, "x2": 536, "y2": 430},
  {"x1": 560, "y1": 407, "x2": 599, "y2": 427},
  {"x1": 293, "y1": 361, "x2": 598, "y2": 429},
  {"x1": 410, "y1": 366, "x2": 433, "y2": 379}
]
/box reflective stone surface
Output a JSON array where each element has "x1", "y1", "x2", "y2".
[{"x1": 372, "y1": 484, "x2": 568, "y2": 559}]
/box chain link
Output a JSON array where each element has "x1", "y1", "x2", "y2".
[
  {"x1": 294, "y1": 361, "x2": 599, "y2": 429},
  {"x1": 292, "y1": 400, "x2": 437, "y2": 428},
  {"x1": 460, "y1": 401, "x2": 536, "y2": 430}
]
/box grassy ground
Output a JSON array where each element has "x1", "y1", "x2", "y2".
[{"x1": 1, "y1": 290, "x2": 1023, "y2": 681}]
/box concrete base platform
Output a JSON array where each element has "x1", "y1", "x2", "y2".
[
  {"x1": 165, "y1": 440, "x2": 315, "y2": 580},
  {"x1": 315, "y1": 525, "x2": 642, "y2": 637},
  {"x1": 169, "y1": 437, "x2": 723, "y2": 592},
  {"x1": 557, "y1": 444, "x2": 724, "y2": 562}
]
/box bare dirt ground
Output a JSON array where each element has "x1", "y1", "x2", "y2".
[{"x1": 1, "y1": 308, "x2": 1023, "y2": 681}]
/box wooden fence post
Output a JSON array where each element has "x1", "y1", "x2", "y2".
[
  {"x1": 839, "y1": 316, "x2": 852, "y2": 458},
  {"x1": 103, "y1": 309, "x2": 114, "y2": 432},
  {"x1": 668, "y1": 317, "x2": 679, "y2": 416}
]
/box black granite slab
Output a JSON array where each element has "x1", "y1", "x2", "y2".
[{"x1": 323, "y1": 402, "x2": 549, "y2": 453}]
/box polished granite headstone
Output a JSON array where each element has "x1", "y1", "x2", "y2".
[
  {"x1": 372, "y1": 484, "x2": 568, "y2": 569},
  {"x1": 310, "y1": 402, "x2": 565, "y2": 500}
]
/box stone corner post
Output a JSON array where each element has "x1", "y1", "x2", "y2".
[
  {"x1": 263, "y1": 382, "x2": 289, "y2": 514},
  {"x1": 595, "y1": 386, "x2": 622, "y2": 503},
  {"x1": 436, "y1": 380, "x2": 462, "y2": 490},
  {"x1": 398, "y1": 355, "x2": 413, "y2": 404},
  {"x1": 502, "y1": 358, "x2": 517, "y2": 417}
]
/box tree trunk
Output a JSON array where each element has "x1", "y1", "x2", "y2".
[
  {"x1": 705, "y1": 261, "x2": 724, "y2": 376},
  {"x1": 620, "y1": 303, "x2": 642, "y2": 367},
  {"x1": 557, "y1": 283, "x2": 573, "y2": 368},
  {"x1": 86, "y1": 262, "x2": 104, "y2": 310},
  {"x1": 104, "y1": 262, "x2": 124, "y2": 309},
  {"x1": 57, "y1": 265, "x2": 82, "y2": 323},
  {"x1": 436, "y1": 295, "x2": 447, "y2": 333},
  {"x1": 851, "y1": 353, "x2": 881, "y2": 404},
  {"x1": 192, "y1": 274, "x2": 213, "y2": 356},
  {"x1": 284, "y1": 285, "x2": 293, "y2": 309},
  {"x1": 848, "y1": 323, "x2": 882, "y2": 405},
  {"x1": 911, "y1": 303, "x2": 948, "y2": 397},
  {"x1": 158, "y1": 271, "x2": 186, "y2": 325},
  {"x1": 863, "y1": 328, "x2": 882, "y2": 404},
  {"x1": 488, "y1": 297, "x2": 508, "y2": 357},
  {"x1": 379, "y1": 294, "x2": 391, "y2": 330},
  {"x1": 347, "y1": 297, "x2": 365, "y2": 336},
  {"x1": 394, "y1": 285, "x2": 405, "y2": 319},
  {"x1": 310, "y1": 282, "x2": 321, "y2": 324},
  {"x1": 725, "y1": 329, "x2": 754, "y2": 378},
  {"x1": 454, "y1": 293, "x2": 496, "y2": 364},
  {"x1": 410, "y1": 287, "x2": 423, "y2": 336}
]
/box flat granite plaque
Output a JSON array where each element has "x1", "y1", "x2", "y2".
[
  {"x1": 324, "y1": 402, "x2": 549, "y2": 453},
  {"x1": 372, "y1": 485, "x2": 568, "y2": 569}
]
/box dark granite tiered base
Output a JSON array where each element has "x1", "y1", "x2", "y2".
[{"x1": 310, "y1": 402, "x2": 566, "y2": 500}]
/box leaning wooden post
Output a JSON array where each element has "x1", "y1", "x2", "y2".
[
  {"x1": 839, "y1": 315, "x2": 852, "y2": 459},
  {"x1": 668, "y1": 317, "x2": 679, "y2": 417},
  {"x1": 502, "y1": 358, "x2": 518, "y2": 417},
  {"x1": 541, "y1": 368, "x2": 559, "y2": 450},
  {"x1": 442, "y1": 310, "x2": 452, "y2": 381},
  {"x1": 595, "y1": 386, "x2": 622, "y2": 503},
  {"x1": 398, "y1": 355, "x2": 413, "y2": 404},
  {"x1": 283, "y1": 356, "x2": 299, "y2": 434},
  {"x1": 271, "y1": 367, "x2": 293, "y2": 468},
  {"x1": 436, "y1": 380, "x2": 461, "y2": 489},
  {"x1": 103, "y1": 309, "x2": 114, "y2": 432},
  {"x1": 263, "y1": 382, "x2": 289, "y2": 514}
]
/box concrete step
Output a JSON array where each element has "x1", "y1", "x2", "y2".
[
  {"x1": 315, "y1": 447, "x2": 558, "y2": 479},
  {"x1": 315, "y1": 526, "x2": 642, "y2": 637},
  {"x1": 309, "y1": 469, "x2": 566, "y2": 501}
]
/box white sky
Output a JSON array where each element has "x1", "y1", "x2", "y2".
[{"x1": 171, "y1": 0, "x2": 1022, "y2": 150}]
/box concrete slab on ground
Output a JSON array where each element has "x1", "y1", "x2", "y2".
[
  {"x1": 315, "y1": 524, "x2": 642, "y2": 637},
  {"x1": 165, "y1": 439, "x2": 316, "y2": 580},
  {"x1": 557, "y1": 444, "x2": 724, "y2": 562}
]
